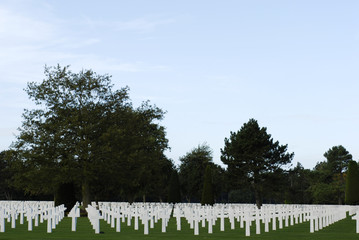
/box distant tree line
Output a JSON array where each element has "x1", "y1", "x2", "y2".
[{"x1": 0, "y1": 65, "x2": 358, "y2": 209}]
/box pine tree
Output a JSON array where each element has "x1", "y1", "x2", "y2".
[
  {"x1": 345, "y1": 161, "x2": 359, "y2": 205},
  {"x1": 201, "y1": 165, "x2": 214, "y2": 205},
  {"x1": 221, "y1": 118, "x2": 293, "y2": 208}
]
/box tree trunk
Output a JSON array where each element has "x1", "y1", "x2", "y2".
[
  {"x1": 143, "y1": 194, "x2": 146, "y2": 203},
  {"x1": 82, "y1": 180, "x2": 90, "y2": 208},
  {"x1": 338, "y1": 192, "x2": 343, "y2": 205},
  {"x1": 5, "y1": 191, "x2": 12, "y2": 200},
  {"x1": 254, "y1": 187, "x2": 262, "y2": 209}
]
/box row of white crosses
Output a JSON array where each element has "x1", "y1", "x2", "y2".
[
  {"x1": 0, "y1": 200, "x2": 345, "y2": 236},
  {"x1": 0, "y1": 201, "x2": 66, "y2": 233},
  {"x1": 172, "y1": 203, "x2": 353, "y2": 236},
  {"x1": 95, "y1": 202, "x2": 173, "y2": 235},
  {"x1": 78, "y1": 202, "x2": 356, "y2": 236},
  {"x1": 1, "y1": 201, "x2": 353, "y2": 235},
  {"x1": 308, "y1": 205, "x2": 349, "y2": 233},
  {"x1": 86, "y1": 204, "x2": 102, "y2": 233},
  {"x1": 44, "y1": 204, "x2": 67, "y2": 233},
  {"x1": 174, "y1": 203, "x2": 252, "y2": 236},
  {"x1": 0, "y1": 201, "x2": 356, "y2": 235}
]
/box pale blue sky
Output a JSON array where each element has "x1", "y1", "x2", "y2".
[{"x1": 1, "y1": 0, "x2": 358, "y2": 169}]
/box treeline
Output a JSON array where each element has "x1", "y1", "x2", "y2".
[
  {"x1": 0, "y1": 65, "x2": 358, "y2": 209},
  {"x1": 176, "y1": 143, "x2": 357, "y2": 206}
]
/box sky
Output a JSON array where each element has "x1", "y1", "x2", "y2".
[{"x1": 0, "y1": 0, "x2": 358, "y2": 169}]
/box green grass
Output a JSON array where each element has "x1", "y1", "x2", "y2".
[{"x1": 0, "y1": 215, "x2": 358, "y2": 240}]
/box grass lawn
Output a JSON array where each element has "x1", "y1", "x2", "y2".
[{"x1": 0, "y1": 215, "x2": 359, "y2": 240}]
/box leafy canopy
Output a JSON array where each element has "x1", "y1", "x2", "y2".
[{"x1": 13, "y1": 65, "x2": 170, "y2": 204}]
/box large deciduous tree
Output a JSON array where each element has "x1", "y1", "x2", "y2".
[
  {"x1": 179, "y1": 144, "x2": 216, "y2": 202},
  {"x1": 221, "y1": 118, "x2": 294, "y2": 208},
  {"x1": 14, "y1": 65, "x2": 169, "y2": 206},
  {"x1": 179, "y1": 144, "x2": 224, "y2": 203}
]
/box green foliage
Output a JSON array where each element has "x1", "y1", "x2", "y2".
[
  {"x1": 310, "y1": 182, "x2": 337, "y2": 204},
  {"x1": 179, "y1": 143, "x2": 213, "y2": 202},
  {"x1": 228, "y1": 188, "x2": 254, "y2": 203},
  {"x1": 0, "y1": 151, "x2": 27, "y2": 200},
  {"x1": 178, "y1": 144, "x2": 225, "y2": 203},
  {"x1": 92, "y1": 104, "x2": 172, "y2": 202},
  {"x1": 211, "y1": 164, "x2": 226, "y2": 203},
  {"x1": 13, "y1": 65, "x2": 171, "y2": 205},
  {"x1": 261, "y1": 169, "x2": 288, "y2": 204},
  {"x1": 345, "y1": 161, "x2": 359, "y2": 205},
  {"x1": 221, "y1": 118, "x2": 293, "y2": 208},
  {"x1": 168, "y1": 170, "x2": 181, "y2": 203},
  {"x1": 308, "y1": 146, "x2": 353, "y2": 205},
  {"x1": 6, "y1": 64, "x2": 356, "y2": 206},
  {"x1": 201, "y1": 165, "x2": 214, "y2": 205},
  {"x1": 285, "y1": 163, "x2": 312, "y2": 204},
  {"x1": 324, "y1": 145, "x2": 352, "y2": 174}
]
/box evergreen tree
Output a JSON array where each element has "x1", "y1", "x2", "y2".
[
  {"x1": 221, "y1": 118, "x2": 293, "y2": 208},
  {"x1": 345, "y1": 161, "x2": 359, "y2": 205},
  {"x1": 201, "y1": 165, "x2": 214, "y2": 205},
  {"x1": 324, "y1": 145, "x2": 352, "y2": 174}
]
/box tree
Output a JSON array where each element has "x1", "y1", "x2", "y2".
[
  {"x1": 221, "y1": 119, "x2": 294, "y2": 208},
  {"x1": 168, "y1": 170, "x2": 181, "y2": 203},
  {"x1": 285, "y1": 162, "x2": 312, "y2": 204},
  {"x1": 13, "y1": 65, "x2": 169, "y2": 206},
  {"x1": 92, "y1": 102, "x2": 171, "y2": 202},
  {"x1": 308, "y1": 161, "x2": 335, "y2": 204},
  {"x1": 261, "y1": 168, "x2": 288, "y2": 204},
  {"x1": 201, "y1": 165, "x2": 214, "y2": 205},
  {"x1": 324, "y1": 145, "x2": 352, "y2": 174},
  {"x1": 211, "y1": 164, "x2": 226, "y2": 203},
  {"x1": 309, "y1": 146, "x2": 353, "y2": 204},
  {"x1": 179, "y1": 143, "x2": 213, "y2": 202},
  {"x1": 149, "y1": 156, "x2": 175, "y2": 202},
  {"x1": 345, "y1": 161, "x2": 359, "y2": 205},
  {"x1": 0, "y1": 151, "x2": 15, "y2": 199}
]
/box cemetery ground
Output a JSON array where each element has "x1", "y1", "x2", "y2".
[{"x1": 1, "y1": 215, "x2": 359, "y2": 240}]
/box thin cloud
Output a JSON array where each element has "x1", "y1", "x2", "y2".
[
  {"x1": 0, "y1": 9, "x2": 170, "y2": 84},
  {"x1": 56, "y1": 38, "x2": 101, "y2": 49},
  {"x1": 79, "y1": 14, "x2": 175, "y2": 34},
  {"x1": 0, "y1": 7, "x2": 54, "y2": 43},
  {"x1": 115, "y1": 18, "x2": 175, "y2": 33},
  {"x1": 70, "y1": 57, "x2": 171, "y2": 73}
]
